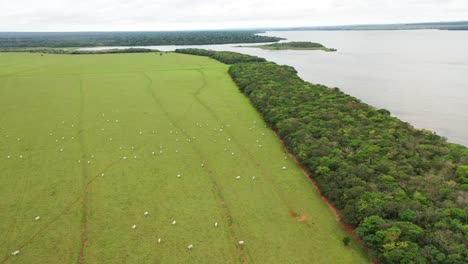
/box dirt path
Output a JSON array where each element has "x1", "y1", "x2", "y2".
[
  {"x1": 142, "y1": 72, "x2": 248, "y2": 264},
  {"x1": 77, "y1": 77, "x2": 90, "y2": 264},
  {"x1": 273, "y1": 131, "x2": 370, "y2": 256}
]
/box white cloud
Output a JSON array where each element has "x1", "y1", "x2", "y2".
[{"x1": 0, "y1": 0, "x2": 467, "y2": 31}]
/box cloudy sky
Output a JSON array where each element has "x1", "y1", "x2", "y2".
[{"x1": 1, "y1": 0, "x2": 467, "y2": 31}]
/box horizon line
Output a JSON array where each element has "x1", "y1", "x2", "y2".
[{"x1": 1, "y1": 19, "x2": 467, "y2": 33}]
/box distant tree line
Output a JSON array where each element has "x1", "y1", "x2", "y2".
[
  {"x1": 0, "y1": 48, "x2": 159, "y2": 54},
  {"x1": 175, "y1": 48, "x2": 266, "y2": 64},
  {"x1": 176, "y1": 48, "x2": 468, "y2": 264},
  {"x1": 0, "y1": 31, "x2": 283, "y2": 48}
]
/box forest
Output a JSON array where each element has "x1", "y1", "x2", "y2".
[
  {"x1": 0, "y1": 47, "x2": 159, "y2": 54},
  {"x1": 250, "y1": 41, "x2": 336, "y2": 51},
  {"x1": 0, "y1": 31, "x2": 282, "y2": 48},
  {"x1": 176, "y1": 48, "x2": 468, "y2": 264}
]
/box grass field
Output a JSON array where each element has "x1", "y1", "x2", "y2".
[{"x1": 0, "y1": 52, "x2": 368, "y2": 263}]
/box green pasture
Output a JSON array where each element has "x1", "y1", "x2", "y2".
[{"x1": 0, "y1": 52, "x2": 368, "y2": 263}]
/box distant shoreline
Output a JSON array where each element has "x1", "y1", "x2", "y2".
[{"x1": 239, "y1": 41, "x2": 337, "y2": 52}]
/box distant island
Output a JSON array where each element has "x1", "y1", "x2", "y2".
[{"x1": 244, "y1": 42, "x2": 337, "y2": 51}]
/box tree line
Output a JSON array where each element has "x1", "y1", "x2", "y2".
[
  {"x1": 0, "y1": 31, "x2": 282, "y2": 48},
  {"x1": 176, "y1": 48, "x2": 468, "y2": 264}
]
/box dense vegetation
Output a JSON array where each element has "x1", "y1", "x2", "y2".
[
  {"x1": 0, "y1": 47, "x2": 159, "y2": 54},
  {"x1": 175, "y1": 48, "x2": 266, "y2": 64},
  {"x1": 176, "y1": 49, "x2": 468, "y2": 263},
  {"x1": 250, "y1": 41, "x2": 336, "y2": 51},
  {"x1": 0, "y1": 31, "x2": 282, "y2": 48}
]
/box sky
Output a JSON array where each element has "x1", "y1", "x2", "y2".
[{"x1": 1, "y1": 0, "x2": 467, "y2": 31}]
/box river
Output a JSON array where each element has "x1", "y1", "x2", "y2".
[{"x1": 80, "y1": 30, "x2": 468, "y2": 146}]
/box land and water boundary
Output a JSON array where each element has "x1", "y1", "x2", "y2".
[
  {"x1": 242, "y1": 41, "x2": 337, "y2": 51},
  {"x1": 175, "y1": 48, "x2": 468, "y2": 264},
  {"x1": 0, "y1": 31, "x2": 283, "y2": 48},
  {"x1": 1, "y1": 47, "x2": 466, "y2": 263}
]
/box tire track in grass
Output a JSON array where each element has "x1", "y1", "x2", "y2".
[
  {"x1": 1, "y1": 76, "x2": 164, "y2": 263},
  {"x1": 142, "y1": 72, "x2": 248, "y2": 264},
  {"x1": 193, "y1": 70, "x2": 311, "y2": 225},
  {"x1": 1, "y1": 69, "x2": 247, "y2": 263},
  {"x1": 77, "y1": 76, "x2": 90, "y2": 264},
  {"x1": 0, "y1": 157, "x2": 30, "y2": 252},
  {"x1": 274, "y1": 131, "x2": 370, "y2": 255},
  {"x1": 0, "y1": 146, "x2": 157, "y2": 264},
  {"x1": 0, "y1": 77, "x2": 35, "y2": 259}
]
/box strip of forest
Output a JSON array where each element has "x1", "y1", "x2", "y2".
[
  {"x1": 0, "y1": 31, "x2": 282, "y2": 48},
  {"x1": 0, "y1": 47, "x2": 160, "y2": 54},
  {"x1": 176, "y1": 48, "x2": 468, "y2": 264}
]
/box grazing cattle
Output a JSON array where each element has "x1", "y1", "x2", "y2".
[
  {"x1": 236, "y1": 176, "x2": 241, "y2": 180},
  {"x1": 238, "y1": 240, "x2": 245, "y2": 245},
  {"x1": 172, "y1": 220, "x2": 177, "y2": 225},
  {"x1": 11, "y1": 250, "x2": 20, "y2": 256},
  {"x1": 132, "y1": 225, "x2": 137, "y2": 230},
  {"x1": 282, "y1": 166, "x2": 287, "y2": 170},
  {"x1": 214, "y1": 222, "x2": 218, "y2": 227},
  {"x1": 144, "y1": 211, "x2": 149, "y2": 216},
  {"x1": 158, "y1": 238, "x2": 161, "y2": 243},
  {"x1": 187, "y1": 244, "x2": 193, "y2": 250},
  {"x1": 35, "y1": 216, "x2": 40, "y2": 221}
]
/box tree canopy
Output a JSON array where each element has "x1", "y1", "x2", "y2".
[
  {"x1": 0, "y1": 31, "x2": 283, "y2": 48},
  {"x1": 176, "y1": 48, "x2": 468, "y2": 264}
]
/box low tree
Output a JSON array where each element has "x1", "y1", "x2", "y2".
[{"x1": 343, "y1": 236, "x2": 351, "y2": 246}]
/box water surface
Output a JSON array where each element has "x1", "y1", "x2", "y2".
[{"x1": 80, "y1": 30, "x2": 468, "y2": 146}]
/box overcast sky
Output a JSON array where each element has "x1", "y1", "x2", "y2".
[{"x1": 1, "y1": 0, "x2": 467, "y2": 31}]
